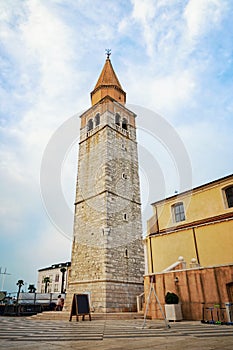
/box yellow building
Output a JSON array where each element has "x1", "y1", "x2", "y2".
[{"x1": 146, "y1": 174, "x2": 233, "y2": 273}]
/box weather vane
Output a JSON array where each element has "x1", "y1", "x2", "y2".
[{"x1": 105, "y1": 49, "x2": 111, "y2": 59}]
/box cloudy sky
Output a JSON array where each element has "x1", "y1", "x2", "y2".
[{"x1": 0, "y1": 0, "x2": 233, "y2": 293}]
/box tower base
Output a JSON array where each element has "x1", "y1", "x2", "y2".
[{"x1": 65, "y1": 280, "x2": 144, "y2": 313}]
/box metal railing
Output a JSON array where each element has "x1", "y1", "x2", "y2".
[
  {"x1": 0, "y1": 292, "x2": 66, "y2": 316},
  {"x1": 137, "y1": 292, "x2": 145, "y2": 313}
]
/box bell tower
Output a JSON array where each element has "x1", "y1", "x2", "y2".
[{"x1": 67, "y1": 52, "x2": 144, "y2": 312}]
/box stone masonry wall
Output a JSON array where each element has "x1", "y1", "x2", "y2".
[{"x1": 66, "y1": 102, "x2": 144, "y2": 312}]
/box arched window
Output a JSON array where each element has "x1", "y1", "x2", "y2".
[
  {"x1": 87, "y1": 119, "x2": 93, "y2": 131},
  {"x1": 172, "y1": 202, "x2": 186, "y2": 223},
  {"x1": 95, "y1": 113, "x2": 100, "y2": 127},
  {"x1": 225, "y1": 186, "x2": 233, "y2": 208},
  {"x1": 115, "y1": 113, "x2": 120, "y2": 126},
  {"x1": 122, "y1": 118, "x2": 128, "y2": 130}
]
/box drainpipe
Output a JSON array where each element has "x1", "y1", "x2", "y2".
[
  {"x1": 149, "y1": 205, "x2": 160, "y2": 274},
  {"x1": 155, "y1": 205, "x2": 160, "y2": 233},
  {"x1": 149, "y1": 237, "x2": 154, "y2": 274},
  {"x1": 192, "y1": 227, "x2": 200, "y2": 265}
]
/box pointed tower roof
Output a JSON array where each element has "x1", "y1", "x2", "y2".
[
  {"x1": 94, "y1": 58, "x2": 123, "y2": 90},
  {"x1": 91, "y1": 52, "x2": 126, "y2": 106}
]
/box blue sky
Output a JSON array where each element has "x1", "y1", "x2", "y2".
[{"x1": 0, "y1": 0, "x2": 233, "y2": 293}]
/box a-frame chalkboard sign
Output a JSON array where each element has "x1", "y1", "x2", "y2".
[{"x1": 69, "y1": 294, "x2": 91, "y2": 321}]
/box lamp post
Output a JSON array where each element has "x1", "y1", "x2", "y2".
[
  {"x1": 0, "y1": 267, "x2": 11, "y2": 291},
  {"x1": 60, "y1": 268, "x2": 66, "y2": 294}
]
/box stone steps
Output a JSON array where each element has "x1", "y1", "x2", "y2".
[{"x1": 30, "y1": 311, "x2": 145, "y2": 321}]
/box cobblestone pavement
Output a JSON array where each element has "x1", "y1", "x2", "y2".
[{"x1": 0, "y1": 317, "x2": 233, "y2": 349}]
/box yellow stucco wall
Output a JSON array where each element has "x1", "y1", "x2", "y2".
[
  {"x1": 148, "y1": 220, "x2": 233, "y2": 272},
  {"x1": 147, "y1": 175, "x2": 233, "y2": 273},
  {"x1": 149, "y1": 229, "x2": 196, "y2": 272},
  {"x1": 155, "y1": 176, "x2": 232, "y2": 231},
  {"x1": 195, "y1": 220, "x2": 233, "y2": 266}
]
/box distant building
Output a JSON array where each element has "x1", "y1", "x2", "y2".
[
  {"x1": 37, "y1": 262, "x2": 71, "y2": 294},
  {"x1": 144, "y1": 174, "x2": 233, "y2": 320}
]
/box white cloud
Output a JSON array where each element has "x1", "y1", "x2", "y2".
[
  {"x1": 130, "y1": 0, "x2": 157, "y2": 38},
  {"x1": 1, "y1": 224, "x2": 72, "y2": 292},
  {"x1": 184, "y1": 0, "x2": 226, "y2": 40},
  {"x1": 178, "y1": 120, "x2": 233, "y2": 185},
  {"x1": 0, "y1": 0, "x2": 233, "y2": 292},
  {"x1": 130, "y1": 0, "x2": 157, "y2": 57},
  {"x1": 131, "y1": 0, "x2": 156, "y2": 21},
  {"x1": 0, "y1": 0, "x2": 80, "y2": 245},
  {"x1": 146, "y1": 70, "x2": 196, "y2": 114},
  {"x1": 19, "y1": 1, "x2": 75, "y2": 100},
  {"x1": 27, "y1": 225, "x2": 72, "y2": 266}
]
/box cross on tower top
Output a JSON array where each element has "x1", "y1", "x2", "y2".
[{"x1": 105, "y1": 48, "x2": 111, "y2": 59}]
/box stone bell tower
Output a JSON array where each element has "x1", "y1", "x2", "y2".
[{"x1": 67, "y1": 52, "x2": 144, "y2": 312}]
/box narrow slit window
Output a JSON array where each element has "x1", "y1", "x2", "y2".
[
  {"x1": 122, "y1": 118, "x2": 128, "y2": 130},
  {"x1": 115, "y1": 113, "x2": 120, "y2": 126},
  {"x1": 124, "y1": 248, "x2": 129, "y2": 258},
  {"x1": 87, "y1": 119, "x2": 93, "y2": 131},
  {"x1": 95, "y1": 113, "x2": 100, "y2": 126}
]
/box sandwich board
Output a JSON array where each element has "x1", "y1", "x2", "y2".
[{"x1": 69, "y1": 294, "x2": 91, "y2": 322}]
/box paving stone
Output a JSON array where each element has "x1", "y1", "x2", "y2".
[{"x1": 0, "y1": 317, "x2": 232, "y2": 349}]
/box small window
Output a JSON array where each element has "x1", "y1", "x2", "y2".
[
  {"x1": 87, "y1": 119, "x2": 93, "y2": 131},
  {"x1": 55, "y1": 274, "x2": 59, "y2": 282},
  {"x1": 95, "y1": 113, "x2": 100, "y2": 126},
  {"x1": 124, "y1": 248, "x2": 129, "y2": 258},
  {"x1": 123, "y1": 213, "x2": 128, "y2": 221},
  {"x1": 225, "y1": 186, "x2": 233, "y2": 208},
  {"x1": 121, "y1": 143, "x2": 127, "y2": 151},
  {"x1": 172, "y1": 202, "x2": 185, "y2": 223},
  {"x1": 115, "y1": 113, "x2": 120, "y2": 126},
  {"x1": 122, "y1": 118, "x2": 128, "y2": 130},
  {"x1": 122, "y1": 173, "x2": 127, "y2": 179}
]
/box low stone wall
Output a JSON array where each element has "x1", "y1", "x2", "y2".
[{"x1": 144, "y1": 264, "x2": 233, "y2": 320}]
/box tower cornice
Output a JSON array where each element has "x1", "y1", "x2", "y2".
[{"x1": 80, "y1": 96, "x2": 136, "y2": 121}]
